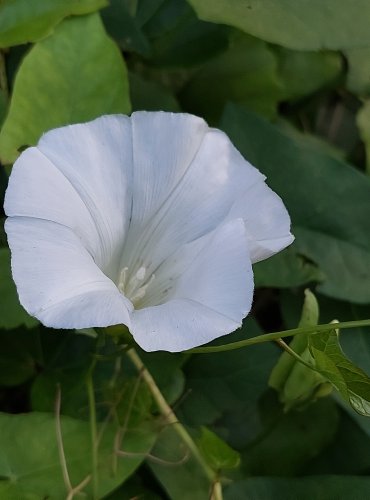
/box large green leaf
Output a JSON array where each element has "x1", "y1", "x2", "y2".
[
  {"x1": 0, "y1": 248, "x2": 37, "y2": 328},
  {"x1": 224, "y1": 476, "x2": 370, "y2": 500},
  {"x1": 0, "y1": 411, "x2": 156, "y2": 499},
  {"x1": 0, "y1": 13, "x2": 130, "y2": 164},
  {"x1": 221, "y1": 104, "x2": 370, "y2": 303},
  {"x1": 180, "y1": 32, "x2": 282, "y2": 122},
  {"x1": 0, "y1": 0, "x2": 107, "y2": 47},
  {"x1": 188, "y1": 0, "x2": 370, "y2": 51}
]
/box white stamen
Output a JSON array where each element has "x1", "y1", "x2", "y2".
[{"x1": 118, "y1": 265, "x2": 155, "y2": 306}]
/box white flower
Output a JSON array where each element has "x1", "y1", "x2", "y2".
[{"x1": 4, "y1": 112, "x2": 293, "y2": 352}]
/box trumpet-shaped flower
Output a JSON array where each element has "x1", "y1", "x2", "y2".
[{"x1": 4, "y1": 112, "x2": 293, "y2": 352}]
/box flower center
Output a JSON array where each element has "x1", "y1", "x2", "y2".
[{"x1": 117, "y1": 265, "x2": 155, "y2": 307}]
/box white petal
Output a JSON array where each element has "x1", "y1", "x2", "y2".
[
  {"x1": 130, "y1": 111, "x2": 208, "y2": 228},
  {"x1": 4, "y1": 147, "x2": 102, "y2": 264},
  {"x1": 36, "y1": 115, "x2": 133, "y2": 276},
  {"x1": 5, "y1": 217, "x2": 132, "y2": 329},
  {"x1": 130, "y1": 219, "x2": 253, "y2": 352},
  {"x1": 228, "y1": 181, "x2": 294, "y2": 263},
  {"x1": 123, "y1": 126, "x2": 263, "y2": 276}
]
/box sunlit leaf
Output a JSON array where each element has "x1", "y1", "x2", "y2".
[{"x1": 0, "y1": 14, "x2": 130, "y2": 164}]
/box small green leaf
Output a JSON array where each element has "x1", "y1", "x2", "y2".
[
  {"x1": 0, "y1": 247, "x2": 38, "y2": 328},
  {"x1": 0, "y1": 0, "x2": 107, "y2": 47},
  {"x1": 0, "y1": 13, "x2": 130, "y2": 164},
  {"x1": 309, "y1": 326, "x2": 370, "y2": 416},
  {"x1": 197, "y1": 427, "x2": 240, "y2": 471}
]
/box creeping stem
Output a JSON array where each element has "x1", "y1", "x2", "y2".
[
  {"x1": 126, "y1": 348, "x2": 222, "y2": 499},
  {"x1": 188, "y1": 319, "x2": 370, "y2": 354}
]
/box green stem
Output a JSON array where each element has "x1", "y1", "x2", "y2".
[
  {"x1": 188, "y1": 319, "x2": 370, "y2": 354},
  {"x1": 275, "y1": 339, "x2": 314, "y2": 370},
  {"x1": 127, "y1": 349, "x2": 220, "y2": 495},
  {"x1": 86, "y1": 360, "x2": 98, "y2": 500}
]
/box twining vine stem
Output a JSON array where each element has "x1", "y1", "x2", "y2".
[
  {"x1": 188, "y1": 319, "x2": 370, "y2": 354},
  {"x1": 126, "y1": 348, "x2": 222, "y2": 500}
]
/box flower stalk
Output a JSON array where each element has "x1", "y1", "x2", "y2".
[{"x1": 126, "y1": 348, "x2": 222, "y2": 498}]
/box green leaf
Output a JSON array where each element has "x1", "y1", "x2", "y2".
[
  {"x1": 188, "y1": 0, "x2": 370, "y2": 51},
  {"x1": 0, "y1": 247, "x2": 38, "y2": 328},
  {"x1": 180, "y1": 32, "x2": 282, "y2": 122},
  {"x1": 221, "y1": 104, "x2": 370, "y2": 303},
  {"x1": 142, "y1": 0, "x2": 229, "y2": 67},
  {"x1": 224, "y1": 476, "x2": 370, "y2": 500},
  {"x1": 276, "y1": 48, "x2": 342, "y2": 101},
  {"x1": 101, "y1": 0, "x2": 151, "y2": 55},
  {"x1": 0, "y1": 0, "x2": 107, "y2": 47},
  {"x1": 197, "y1": 427, "x2": 240, "y2": 471},
  {"x1": 309, "y1": 326, "x2": 370, "y2": 416},
  {"x1": 346, "y1": 48, "x2": 370, "y2": 97},
  {"x1": 241, "y1": 395, "x2": 339, "y2": 476},
  {"x1": 254, "y1": 245, "x2": 324, "y2": 289},
  {"x1": 0, "y1": 411, "x2": 156, "y2": 499},
  {"x1": 0, "y1": 13, "x2": 130, "y2": 164}
]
